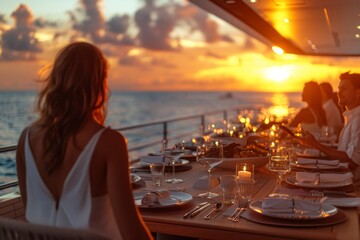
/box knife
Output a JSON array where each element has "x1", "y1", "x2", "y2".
[
  {"x1": 189, "y1": 203, "x2": 211, "y2": 217},
  {"x1": 183, "y1": 202, "x2": 208, "y2": 218}
]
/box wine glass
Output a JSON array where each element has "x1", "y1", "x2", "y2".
[
  {"x1": 267, "y1": 146, "x2": 291, "y2": 198},
  {"x1": 196, "y1": 141, "x2": 224, "y2": 199},
  {"x1": 165, "y1": 140, "x2": 183, "y2": 184}
]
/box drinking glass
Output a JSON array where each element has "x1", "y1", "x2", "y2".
[
  {"x1": 165, "y1": 141, "x2": 183, "y2": 184},
  {"x1": 165, "y1": 154, "x2": 183, "y2": 184},
  {"x1": 267, "y1": 146, "x2": 290, "y2": 198},
  {"x1": 196, "y1": 142, "x2": 224, "y2": 199}
]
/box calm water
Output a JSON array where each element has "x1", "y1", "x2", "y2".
[{"x1": 0, "y1": 91, "x2": 303, "y2": 193}]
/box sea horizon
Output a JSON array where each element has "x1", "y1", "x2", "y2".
[{"x1": 0, "y1": 90, "x2": 304, "y2": 194}]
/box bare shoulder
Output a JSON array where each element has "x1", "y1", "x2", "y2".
[
  {"x1": 96, "y1": 128, "x2": 128, "y2": 158},
  {"x1": 99, "y1": 128, "x2": 126, "y2": 145}
]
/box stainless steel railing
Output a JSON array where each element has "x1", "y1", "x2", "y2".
[{"x1": 0, "y1": 106, "x2": 254, "y2": 191}]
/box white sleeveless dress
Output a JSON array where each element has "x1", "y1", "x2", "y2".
[
  {"x1": 301, "y1": 108, "x2": 322, "y2": 137},
  {"x1": 24, "y1": 128, "x2": 122, "y2": 240}
]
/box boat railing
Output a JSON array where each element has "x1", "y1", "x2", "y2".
[{"x1": 0, "y1": 105, "x2": 257, "y2": 192}]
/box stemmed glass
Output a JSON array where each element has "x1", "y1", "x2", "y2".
[
  {"x1": 267, "y1": 146, "x2": 291, "y2": 198},
  {"x1": 164, "y1": 140, "x2": 183, "y2": 184},
  {"x1": 196, "y1": 141, "x2": 224, "y2": 199}
]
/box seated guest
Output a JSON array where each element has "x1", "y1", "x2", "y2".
[
  {"x1": 289, "y1": 81, "x2": 327, "y2": 137},
  {"x1": 320, "y1": 82, "x2": 344, "y2": 139},
  {"x1": 300, "y1": 71, "x2": 360, "y2": 169},
  {"x1": 16, "y1": 42, "x2": 153, "y2": 240}
]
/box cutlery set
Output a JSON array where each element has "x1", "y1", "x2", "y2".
[
  {"x1": 183, "y1": 202, "x2": 211, "y2": 218},
  {"x1": 183, "y1": 202, "x2": 246, "y2": 221},
  {"x1": 228, "y1": 203, "x2": 247, "y2": 222}
]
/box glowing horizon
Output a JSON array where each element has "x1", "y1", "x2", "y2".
[{"x1": 1, "y1": 1, "x2": 360, "y2": 92}]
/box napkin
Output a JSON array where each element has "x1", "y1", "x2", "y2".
[
  {"x1": 261, "y1": 198, "x2": 321, "y2": 213},
  {"x1": 324, "y1": 197, "x2": 360, "y2": 207},
  {"x1": 296, "y1": 172, "x2": 353, "y2": 183},
  {"x1": 140, "y1": 190, "x2": 176, "y2": 207},
  {"x1": 297, "y1": 158, "x2": 339, "y2": 166},
  {"x1": 303, "y1": 148, "x2": 321, "y2": 156},
  {"x1": 140, "y1": 155, "x2": 172, "y2": 165}
]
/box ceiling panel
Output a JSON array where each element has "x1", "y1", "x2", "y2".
[{"x1": 190, "y1": 0, "x2": 360, "y2": 56}]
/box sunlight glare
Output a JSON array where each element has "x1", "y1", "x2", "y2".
[{"x1": 264, "y1": 66, "x2": 290, "y2": 83}]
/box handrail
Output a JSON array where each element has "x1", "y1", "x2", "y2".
[{"x1": 0, "y1": 106, "x2": 251, "y2": 192}]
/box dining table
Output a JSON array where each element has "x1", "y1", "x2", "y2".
[{"x1": 131, "y1": 158, "x2": 360, "y2": 240}]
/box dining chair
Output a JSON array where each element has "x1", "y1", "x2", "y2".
[{"x1": 0, "y1": 217, "x2": 111, "y2": 240}]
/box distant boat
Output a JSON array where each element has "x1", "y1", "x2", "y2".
[{"x1": 220, "y1": 92, "x2": 233, "y2": 99}]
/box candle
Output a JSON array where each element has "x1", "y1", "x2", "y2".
[{"x1": 237, "y1": 170, "x2": 251, "y2": 179}]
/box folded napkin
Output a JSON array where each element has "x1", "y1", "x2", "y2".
[
  {"x1": 296, "y1": 172, "x2": 353, "y2": 183},
  {"x1": 140, "y1": 155, "x2": 172, "y2": 165},
  {"x1": 141, "y1": 190, "x2": 176, "y2": 207},
  {"x1": 262, "y1": 198, "x2": 321, "y2": 213},
  {"x1": 297, "y1": 158, "x2": 339, "y2": 166},
  {"x1": 324, "y1": 197, "x2": 360, "y2": 207},
  {"x1": 303, "y1": 148, "x2": 321, "y2": 155}
]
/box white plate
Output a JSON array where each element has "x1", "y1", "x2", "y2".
[
  {"x1": 285, "y1": 176, "x2": 353, "y2": 189},
  {"x1": 217, "y1": 156, "x2": 269, "y2": 170},
  {"x1": 133, "y1": 191, "x2": 193, "y2": 208},
  {"x1": 249, "y1": 200, "x2": 337, "y2": 219},
  {"x1": 130, "y1": 173, "x2": 141, "y2": 184},
  {"x1": 290, "y1": 163, "x2": 345, "y2": 170}
]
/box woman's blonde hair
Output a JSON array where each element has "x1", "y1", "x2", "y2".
[{"x1": 36, "y1": 41, "x2": 108, "y2": 175}]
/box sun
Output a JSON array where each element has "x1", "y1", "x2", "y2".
[{"x1": 264, "y1": 66, "x2": 290, "y2": 83}]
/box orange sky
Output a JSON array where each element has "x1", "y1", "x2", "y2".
[{"x1": 1, "y1": 1, "x2": 360, "y2": 92}]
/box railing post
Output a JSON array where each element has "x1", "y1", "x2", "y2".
[
  {"x1": 223, "y1": 111, "x2": 228, "y2": 124},
  {"x1": 200, "y1": 115, "x2": 205, "y2": 135},
  {"x1": 163, "y1": 122, "x2": 168, "y2": 142}
]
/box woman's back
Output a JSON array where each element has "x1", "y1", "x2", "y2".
[
  {"x1": 16, "y1": 42, "x2": 153, "y2": 240},
  {"x1": 20, "y1": 122, "x2": 121, "y2": 238}
]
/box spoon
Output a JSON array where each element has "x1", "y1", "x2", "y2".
[{"x1": 203, "y1": 202, "x2": 223, "y2": 220}]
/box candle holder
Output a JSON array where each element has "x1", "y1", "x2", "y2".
[{"x1": 235, "y1": 163, "x2": 254, "y2": 180}]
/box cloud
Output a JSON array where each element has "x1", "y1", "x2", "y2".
[
  {"x1": 33, "y1": 17, "x2": 58, "y2": 28},
  {"x1": 133, "y1": 1, "x2": 230, "y2": 51},
  {"x1": 1, "y1": 4, "x2": 42, "y2": 61},
  {"x1": 134, "y1": 0, "x2": 179, "y2": 50},
  {"x1": 0, "y1": 13, "x2": 7, "y2": 24},
  {"x1": 71, "y1": 0, "x2": 135, "y2": 46},
  {"x1": 205, "y1": 51, "x2": 226, "y2": 59}
]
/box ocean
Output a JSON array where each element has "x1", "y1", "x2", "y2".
[{"x1": 0, "y1": 90, "x2": 303, "y2": 195}]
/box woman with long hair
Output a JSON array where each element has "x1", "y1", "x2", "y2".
[
  {"x1": 289, "y1": 81, "x2": 327, "y2": 137},
  {"x1": 16, "y1": 42, "x2": 153, "y2": 240}
]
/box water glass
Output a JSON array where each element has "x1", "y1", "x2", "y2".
[
  {"x1": 149, "y1": 162, "x2": 165, "y2": 187},
  {"x1": 237, "y1": 179, "x2": 255, "y2": 206},
  {"x1": 220, "y1": 175, "x2": 238, "y2": 205}
]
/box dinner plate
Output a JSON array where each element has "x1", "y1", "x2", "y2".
[
  {"x1": 290, "y1": 163, "x2": 345, "y2": 170},
  {"x1": 285, "y1": 176, "x2": 353, "y2": 189},
  {"x1": 133, "y1": 191, "x2": 193, "y2": 208},
  {"x1": 130, "y1": 173, "x2": 141, "y2": 184},
  {"x1": 249, "y1": 200, "x2": 337, "y2": 220}
]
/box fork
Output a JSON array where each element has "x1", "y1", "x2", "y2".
[
  {"x1": 228, "y1": 202, "x2": 242, "y2": 221},
  {"x1": 232, "y1": 207, "x2": 247, "y2": 222}
]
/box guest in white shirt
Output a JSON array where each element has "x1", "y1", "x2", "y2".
[
  {"x1": 300, "y1": 71, "x2": 360, "y2": 169},
  {"x1": 320, "y1": 82, "x2": 344, "y2": 139}
]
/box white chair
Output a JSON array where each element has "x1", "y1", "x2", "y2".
[{"x1": 0, "y1": 217, "x2": 111, "y2": 240}]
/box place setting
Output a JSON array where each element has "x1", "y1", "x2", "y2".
[{"x1": 291, "y1": 158, "x2": 349, "y2": 171}]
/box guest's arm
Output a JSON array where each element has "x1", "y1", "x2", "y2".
[
  {"x1": 105, "y1": 130, "x2": 153, "y2": 240},
  {"x1": 299, "y1": 132, "x2": 357, "y2": 169}
]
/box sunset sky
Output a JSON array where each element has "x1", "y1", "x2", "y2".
[{"x1": 1, "y1": 0, "x2": 360, "y2": 92}]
